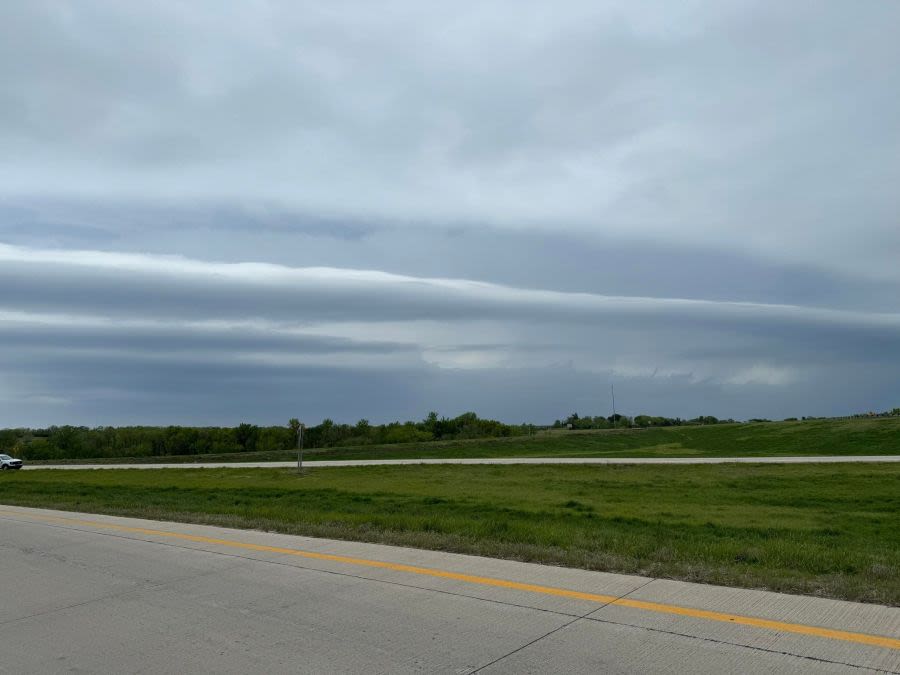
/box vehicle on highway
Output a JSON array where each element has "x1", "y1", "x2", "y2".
[{"x1": 0, "y1": 454, "x2": 23, "y2": 470}]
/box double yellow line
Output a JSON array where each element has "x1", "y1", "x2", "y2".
[{"x1": 2, "y1": 509, "x2": 898, "y2": 651}]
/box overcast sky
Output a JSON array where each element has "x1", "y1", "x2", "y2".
[{"x1": 2, "y1": 1, "x2": 899, "y2": 427}]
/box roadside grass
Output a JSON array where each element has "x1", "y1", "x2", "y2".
[
  {"x1": 2, "y1": 462, "x2": 898, "y2": 605},
  {"x1": 29, "y1": 416, "x2": 900, "y2": 465}
]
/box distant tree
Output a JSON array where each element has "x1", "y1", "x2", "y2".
[
  {"x1": 289, "y1": 418, "x2": 301, "y2": 445},
  {"x1": 689, "y1": 416, "x2": 719, "y2": 426},
  {"x1": 235, "y1": 423, "x2": 260, "y2": 452},
  {"x1": 0, "y1": 429, "x2": 18, "y2": 452}
]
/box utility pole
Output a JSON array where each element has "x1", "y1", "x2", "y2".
[
  {"x1": 296, "y1": 423, "x2": 304, "y2": 474},
  {"x1": 611, "y1": 383, "x2": 616, "y2": 429}
]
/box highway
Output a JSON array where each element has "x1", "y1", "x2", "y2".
[
  {"x1": 23, "y1": 454, "x2": 900, "y2": 470},
  {"x1": 1, "y1": 506, "x2": 897, "y2": 673}
]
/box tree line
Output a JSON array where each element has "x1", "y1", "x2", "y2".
[
  {"x1": 3, "y1": 406, "x2": 896, "y2": 461},
  {"x1": 0, "y1": 412, "x2": 535, "y2": 461},
  {"x1": 551, "y1": 412, "x2": 734, "y2": 429}
]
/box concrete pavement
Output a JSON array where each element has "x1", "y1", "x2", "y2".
[
  {"x1": 0, "y1": 506, "x2": 897, "y2": 673},
  {"x1": 24, "y1": 454, "x2": 900, "y2": 470}
]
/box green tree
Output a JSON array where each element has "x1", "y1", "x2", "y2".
[{"x1": 235, "y1": 423, "x2": 260, "y2": 452}]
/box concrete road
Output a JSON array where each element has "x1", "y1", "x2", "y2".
[
  {"x1": 24, "y1": 454, "x2": 900, "y2": 470},
  {"x1": 0, "y1": 506, "x2": 897, "y2": 674}
]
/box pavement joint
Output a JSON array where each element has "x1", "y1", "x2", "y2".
[
  {"x1": 579, "y1": 614, "x2": 900, "y2": 674},
  {"x1": 469, "y1": 577, "x2": 664, "y2": 673},
  {"x1": 468, "y1": 609, "x2": 595, "y2": 674},
  {"x1": 582, "y1": 575, "x2": 657, "y2": 620}
]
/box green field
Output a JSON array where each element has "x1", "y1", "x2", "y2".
[
  {"x1": 31, "y1": 416, "x2": 900, "y2": 464},
  {"x1": 2, "y1": 462, "x2": 897, "y2": 605}
]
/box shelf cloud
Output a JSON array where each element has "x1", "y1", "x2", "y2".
[{"x1": 2, "y1": 242, "x2": 899, "y2": 425}]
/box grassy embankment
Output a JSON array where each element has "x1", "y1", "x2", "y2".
[
  {"x1": 29, "y1": 416, "x2": 900, "y2": 464},
  {"x1": 1, "y1": 462, "x2": 897, "y2": 605}
]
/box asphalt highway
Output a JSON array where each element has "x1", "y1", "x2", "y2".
[
  {"x1": 1, "y1": 506, "x2": 897, "y2": 673},
  {"x1": 23, "y1": 454, "x2": 900, "y2": 470}
]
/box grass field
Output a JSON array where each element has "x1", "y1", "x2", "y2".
[
  {"x1": 30, "y1": 416, "x2": 900, "y2": 465},
  {"x1": 2, "y1": 462, "x2": 897, "y2": 605}
]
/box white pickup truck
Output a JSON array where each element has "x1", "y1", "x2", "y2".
[{"x1": 0, "y1": 454, "x2": 23, "y2": 470}]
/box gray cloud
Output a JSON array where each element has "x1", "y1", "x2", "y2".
[
  {"x1": 1, "y1": 243, "x2": 899, "y2": 426},
  {"x1": 3, "y1": 348, "x2": 898, "y2": 428},
  {"x1": 2, "y1": 2, "x2": 899, "y2": 280},
  {"x1": 1, "y1": 2, "x2": 899, "y2": 425},
  {"x1": 3, "y1": 244, "x2": 900, "y2": 333}
]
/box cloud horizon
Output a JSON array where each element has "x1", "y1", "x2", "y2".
[{"x1": 2, "y1": 242, "x2": 898, "y2": 427}]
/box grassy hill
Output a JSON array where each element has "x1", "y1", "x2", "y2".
[{"x1": 31, "y1": 416, "x2": 900, "y2": 464}]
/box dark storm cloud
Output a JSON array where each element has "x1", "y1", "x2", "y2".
[
  {"x1": 0, "y1": 350, "x2": 434, "y2": 427},
  {"x1": 1, "y1": 243, "x2": 898, "y2": 420},
  {"x1": 0, "y1": 318, "x2": 414, "y2": 358},
  {"x1": 4, "y1": 345, "x2": 899, "y2": 427},
  {"x1": 7, "y1": 199, "x2": 900, "y2": 313},
  {"x1": 3, "y1": 244, "x2": 900, "y2": 337}
]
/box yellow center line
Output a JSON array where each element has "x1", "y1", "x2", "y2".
[{"x1": 2, "y1": 509, "x2": 898, "y2": 651}]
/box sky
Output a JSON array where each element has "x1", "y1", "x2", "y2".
[{"x1": 2, "y1": 1, "x2": 899, "y2": 427}]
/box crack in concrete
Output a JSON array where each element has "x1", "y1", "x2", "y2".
[{"x1": 468, "y1": 576, "x2": 658, "y2": 673}]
